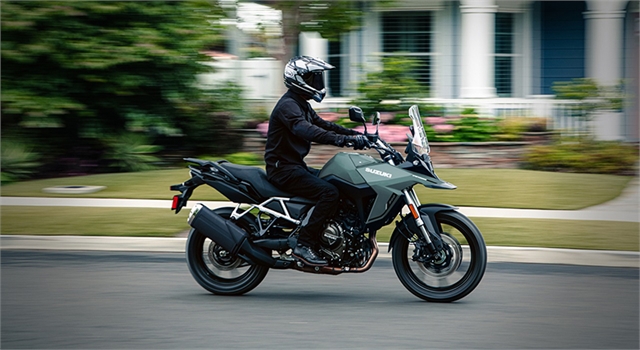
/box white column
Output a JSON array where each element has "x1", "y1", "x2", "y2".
[
  {"x1": 299, "y1": 32, "x2": 328, "y2": 61},
  {"x1": 584, "y1": 0, "x2": 628, "y2": 141},
  {"x1": 584, "y1": 0, "x2": 627, "y2": 86},
  {"x1": 459, "y1": 0, "x2": 497, "y2": 98}
]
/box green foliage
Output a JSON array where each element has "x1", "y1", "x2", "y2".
[
  {"x1": 104, "y1": 133, "x2": 162, "y2": 172},
  {"x1": 495, "y1": 117, "x2": 549, "y2": 141},
  {"x1": 426, "y1": 116, "x2": 500, "y2": 142},
  {"x1": 460, "y1": 107, "x2": 478, "y2": 115},
  {"x1": 201, "y1": 152, "x2": 264, "y2": 166},
  {"x1": 335, "y1": 118, "x2": 361, "y2": 129},
  {"x1": 552, "y1": 78, "x2": 599, "y2": 101},
  {"x1": 495, "y1": 118, "x2": 529, "y2": 141},
  {"x1": 240, "y1": 104, "x2": 271, "y2": 128},
  {"x1": 522, "y1": 138, "x2": 639, "y2": 175},
  {"x1": 351, "y1": 56, "x2": 425, "y2": 117},
  {"x1": 265, "y1": 0, "x2": 388, "y2": 60},
  {"x1": 452, "y1": 116, "x2": 500, "y2": 142},
  {"x1": 552, "y1": 78, "x2": 626, "y2": 129},
  {"x1": 296, "y1": 1, "x2": 365, "y2": 41},
  {"x1": 1, "y1": 139, "x2": 41, "y2": 184},
  {"x1": 1, "y1": 1, "x2": 230, "y2": 175}
]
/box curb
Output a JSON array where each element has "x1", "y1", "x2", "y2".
[{"x1": 1, "y1": 235, "x2": 637, "y2": 268}]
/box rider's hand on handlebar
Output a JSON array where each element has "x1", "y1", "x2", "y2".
[
  {"x1": 366, "y1": 134, "x2": 379, "y2": 143},
  {"x1": 345, "y1": 134, "x2": 369, "y2": 150}
]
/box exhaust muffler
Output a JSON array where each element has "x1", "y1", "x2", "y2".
[
  {"x1": 187, "y1": 204, "x2": 290, "y2": 268},
  {"x1": 188, "y1": 204, "x2": 248, "y2": 256}
]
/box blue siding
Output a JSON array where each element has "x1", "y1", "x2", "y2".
[{"x1": 540, "y1": 1, "x2": 586, "y2": 94}]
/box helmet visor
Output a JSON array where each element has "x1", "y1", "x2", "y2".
[{"x1": 302, "y1": 72, "x2": 325, "y2": 91}]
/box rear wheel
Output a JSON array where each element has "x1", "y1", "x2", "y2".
[
  {"x1": 392, "y1": 210, "x2": 486, "y2": 302},
  {"x1": 185, "y1": 208, "x2": 269, "y2": 295}
]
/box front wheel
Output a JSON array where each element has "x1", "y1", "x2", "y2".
[
  {"x1": 392, "y1": 210, "x2": 487, "y2": 302},
  {"x1": 185, "y1": 208, "x2": 269, "y2": 295}
]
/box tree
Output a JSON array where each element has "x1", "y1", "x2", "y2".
[
  {"x1": 1, "y1": 1, "x2": 231, "y2": 175},
  {"x1": 255, "y1": 0, "x2": 390, "y2": 62},
  {"x1": 351, "y1": 56, "x2": 424, "y2": 117},
  {"x1": 552, "y1": 78, "x2": 625, "y2": 139}
]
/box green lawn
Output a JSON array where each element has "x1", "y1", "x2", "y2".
[
  {"x1": 0, "y1": 168, "x2": 633, "y2": 210},
  {"x1": 2, "y1": 207, "x2": 637, "y2": 251},
  {"x1": 1, "y1": 168, "x2": 637, "y2": 251}
]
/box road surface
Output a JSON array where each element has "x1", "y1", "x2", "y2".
[{"x1": 2, "y1": 250, "x2": 638, "y2": 349}]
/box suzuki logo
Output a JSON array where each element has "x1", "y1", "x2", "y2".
[{"x1": 365, "y1": 167, "x2": 392, "y2": 178}]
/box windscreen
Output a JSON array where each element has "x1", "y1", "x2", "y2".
[{"x1": 408, "y1": 105, "x2": 430, "y2": 155}]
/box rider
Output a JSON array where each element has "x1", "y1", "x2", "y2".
[{"x1": 264, "y1": 56, "x2": 368, "y2": 266}]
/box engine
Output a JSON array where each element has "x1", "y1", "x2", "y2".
[{"x1": 317, "y1": 208, "x2": 370, "y2": 267}]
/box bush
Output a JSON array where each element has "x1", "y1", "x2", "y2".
[
  {"x1": 522, "y1": 138, "x2": 638, "y2": 175},
  {"x1": 201, "y1": 152, "x2": 264, "y2": 166},
  {"x1": 103, "y1": 133, "x2": 161, "y2": 172},
  {"x1": 351, "y1": 56, "x2": 425, "y2": 117},
  {"x1": 495, "y1": 117, "x2": 548, "y2": 141},
  {"x1": 1, "y1": 139, "x2": 41, "y2": 184},
  {"x1": 423, "y1": 115, "x2": 499, "y2": 142}
]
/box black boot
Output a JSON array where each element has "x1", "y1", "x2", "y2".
[{"x1": 292, "y1": 244, "x2": 327, "y2": 266}]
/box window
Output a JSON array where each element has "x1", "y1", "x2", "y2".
[
  {"x1": 327, "y1": 39, "x2": 344, "y2": 97},
  {"x1": 381, "y1": 11, "x2": 433, "y2": 89},
  {"x1": 495, "y1": 13, "x2": 515, "y2": 97}
]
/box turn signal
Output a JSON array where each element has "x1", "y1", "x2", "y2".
[{"x1": 408, "y1": 204, "x2": 419, "y2": 219}]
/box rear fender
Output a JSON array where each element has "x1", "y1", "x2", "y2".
[
  {"x1": 388, "y1": 203, "x2": 457, "y2": 252},
  {"x1": 170, "y1": 175, "x2": 205, "y2": 214}
]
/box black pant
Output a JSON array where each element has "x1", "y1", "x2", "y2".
[{"x1": 267, "y1": 165, "x2": 339, "y2": 247}]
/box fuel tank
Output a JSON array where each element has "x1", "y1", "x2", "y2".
[{"x1": 318, "y1": 152, "x2": 380, "y2": 184}]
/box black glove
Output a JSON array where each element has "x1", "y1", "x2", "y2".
[{"x1": 344, "y1": 134, "x2": 368, "y2": 150}]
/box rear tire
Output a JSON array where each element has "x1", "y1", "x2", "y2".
[
  {"x1": 185, "y1": 208, "x2": 269, "y2": 295},
  {"x1": 392, "y1": 210, "x2": 486, "y2": 302}
]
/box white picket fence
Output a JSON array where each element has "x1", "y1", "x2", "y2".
[{"x1": 315, "y1": 96, "x2": 595, "y2": 137}]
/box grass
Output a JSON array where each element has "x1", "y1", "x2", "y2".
[
  {"x1": 1, "y1": 207, "x2": 189, "y2": 237},
  {"x1": 0, "y1": 168, "x2": 634, "y2": 210},
  {"x1": 0, "y1": 168, "x2": 223, "y2": 201},
  {"x1": 2, "y1": 207, "x2": 637, "y2": 251},
  {"x1": 1, "y1": 168, "x2": 637, "y2": 251}
]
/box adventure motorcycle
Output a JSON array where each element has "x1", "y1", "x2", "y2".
[{"x1": 170, "y1": 105, "x2": 486, "y2": 302}]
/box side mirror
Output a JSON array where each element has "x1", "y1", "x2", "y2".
[
  {"x1": 372, "y1": 112, "x2": 381, "y2": 126},
  {"x1": 348, "y1": 106, "x2": 365, "y2": 123}
]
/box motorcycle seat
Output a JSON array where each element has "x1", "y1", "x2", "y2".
[{"x1": 218, "y1": 163, "x2": 315, "y2": 204}]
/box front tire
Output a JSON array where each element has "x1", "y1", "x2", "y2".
[
  {"x1": 185, "y1": 208, "x2": 269, "y2": 295},
  {"x1": 392, "y1": 210, "x2": 487, "y2": 302}
]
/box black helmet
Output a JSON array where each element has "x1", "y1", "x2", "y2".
[{"x1": 284, "y1": 56, "x2": 334, "y2": 103}]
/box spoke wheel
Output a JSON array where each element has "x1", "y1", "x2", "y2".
[
  {"x1": 185, "y1": 208, "x2": 269, "y2": 295},
  {"x1": 392, "y1": 211, "x2": 487, "y2": 302}
]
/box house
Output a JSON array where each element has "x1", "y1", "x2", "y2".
[{"x1": 213, "y1": 0, "x2": 638, "y2": 141}]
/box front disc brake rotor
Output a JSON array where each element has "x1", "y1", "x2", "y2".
[
  {"x1": 208, "y1": 241, "x2": 241, "y2": 271},
  {"x1": 418, "y1": 232, "x2": 463, "y2": 278}
]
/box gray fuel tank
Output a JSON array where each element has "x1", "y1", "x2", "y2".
[{"x1": 318, "y1": 152, "x2": 380, "y2": 184}]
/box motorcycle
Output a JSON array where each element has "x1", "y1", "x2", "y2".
[{"x1": 170, "y1": 105, "x2": 486, "y2": 302}]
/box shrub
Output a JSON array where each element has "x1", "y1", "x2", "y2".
[
  {"x1": 103, "y1": 133, "x2": 161, "y2": 172},
  {"x1": 202, "y1": 152, "x2": 264, "y2": 165},
  {"x1": 1, "y1": 139, "x2": 41, "y2": 184},
  {"x1": 522, "y1": 138, "x2": 638, "y2": 175},
  {"x1": 351, "y1": 56, "x2": 425, "y2": 117},
  {"x1": 223, "y1": 152, "x2": 264, "y2": 165},
  {"x1": 449, "y1": 116, "x2": 500, "y2": 142}
]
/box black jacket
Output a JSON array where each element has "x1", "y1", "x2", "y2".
[{"x1": 264, "y1": 90, "x2": 357, "y2": 175}]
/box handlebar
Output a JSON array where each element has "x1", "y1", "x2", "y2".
[{"x1": 356, "y1": 137, "x2": 405, "y2": 166}]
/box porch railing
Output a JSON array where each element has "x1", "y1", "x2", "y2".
[{"x1": 314, "y1": 96, "x2": 589, "y2": 136}]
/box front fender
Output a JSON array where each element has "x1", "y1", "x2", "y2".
[{"x1": 388, "y1": 203, "x2": 457, "y2": 252}]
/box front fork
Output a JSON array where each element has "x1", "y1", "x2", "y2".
[{"x1": 402, "y1": 189, "x2": 442, "y2": 256}]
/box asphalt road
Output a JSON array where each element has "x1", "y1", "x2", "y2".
[{"x1": 2, "y1": 250, "x2": 638, "y2": 349}]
